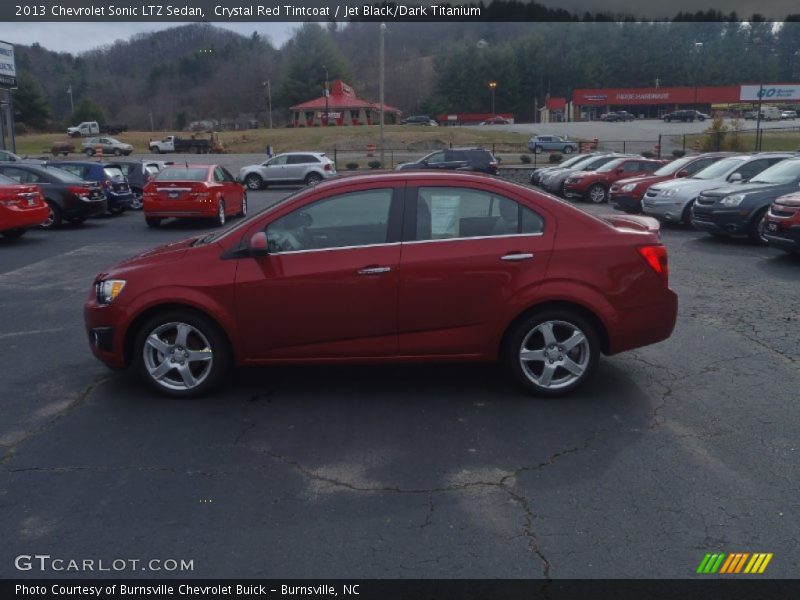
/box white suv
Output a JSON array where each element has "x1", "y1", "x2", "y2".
[{"x1": 239, "y1": 152, "x2": 336, "y2": 189}]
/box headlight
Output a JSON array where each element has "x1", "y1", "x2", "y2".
[
  {"x1": 95, "y1": 279, "x2": 126, "y2": 305},
  {"x1": 720, "y1": 194, "x2": 745, "y2": 207},
  {"x1": 621, "y1": 183, "x2": 637, "y2": 192},
  {"x1": 662, "y1": 189, "x2": 676, "y2": 198}
]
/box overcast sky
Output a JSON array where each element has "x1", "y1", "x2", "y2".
[{"x1": 0, "y1": 23, "x2": 298, "y2": 54}]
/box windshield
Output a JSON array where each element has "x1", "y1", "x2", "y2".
[
  {"x1": 690, "y1": 157, "x2": 746, "y2": 180},
  {"x1": 596, "y1": 158, "x2": 626, "y2": 173},
  {"x1": 44, "y1": 166, "x2": 85, "y2": 183},
  {"x1": 748, "y1": 160, "x2": 800, "y2": 184},
  {"x1": 557, "y1": 154, "x2": 589, "y2": 169},
  {"x1": 145, "y1": 165, "x2": 160, "y2": 176},
  {"x1": 582, "y1": 155, "x2": 618, "y2": 170},
  {"x1": 653, "y1": 156, "x2": 695, "y2": 176},
  {"x1": 157, "y1": 167, "x2": 208, "y2": 181}
]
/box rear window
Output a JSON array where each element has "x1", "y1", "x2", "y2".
[
  {"x1": 44, "y1": 166, "x2": 85, "y2": 183},
  {"x1": 103, "y1": 167, "x2": 125, "y2": 181},
  {"x1": 157, "y1": 168, "x2": 208, "y2": 182},
  {"x1": 145, "y1": 165, "x2": 160, "y2": 176}
]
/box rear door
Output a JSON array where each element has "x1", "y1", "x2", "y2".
[{"x1": 397, "y1": 183, "x2": 554, "y2": 356}]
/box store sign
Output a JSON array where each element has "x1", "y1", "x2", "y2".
[
  {"x1": 616, "y1": 92, "x2": 671, "y2": 101},
  {"x1": 740, "y1": 85, "x2": 800, "y2": 101},
  {"x1": 0, "y1": 41, "x2": 16, "y2": 87}
]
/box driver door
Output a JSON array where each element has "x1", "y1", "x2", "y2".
[
  {"x1": 261, "y1": 155, "x2": 289, "y2": 182},
  {"x1": 234, "y1": 185, "x2": 404, "y2": 359}
]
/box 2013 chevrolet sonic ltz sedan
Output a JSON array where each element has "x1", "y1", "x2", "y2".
[{"x1": 84, "y1": 172, "x2": 678, "y2": 398}]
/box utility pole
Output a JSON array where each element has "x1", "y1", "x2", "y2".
[
  {"x1": 379, "y1": 23, "x2": 386, "y2": 168},
  {"x1": 67, "y1": 84, "x2": 74, "y2": 115},
  {"x1": 267, "y1": 79, "x2": 273, "y2": 129},
  {"x1": 489, "y1": 81, "x2": 497, "y2": 114},
  {"x1": 755, "y1": 82, "x2": 764, "y2": 151},
  {"x1": 322, "y1": 65, "x2": 329, "y2": 126}
]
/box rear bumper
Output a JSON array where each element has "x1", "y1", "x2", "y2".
[
  {"x1": 608, "y1": 291, "x2": 679, "y2": 355},
  {"x1": 62, "y1": 196, "x2": 108, "y2": 219},
  {"x1": 0, "y1": 204, "x2": 50, "y2": 231},
  {"x1": 143, "y1": 200, "x2": 218, "y2": 219},
  {"x1": 106, "y1": 191, "x2": 133, "y2": 210}
]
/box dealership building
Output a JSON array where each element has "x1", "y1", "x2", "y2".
[{"x1": 541, "y1": 84, "x2": 800, "y2": 122}]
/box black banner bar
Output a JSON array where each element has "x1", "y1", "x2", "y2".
[{"x1": 3, "y1": 579, "x2": 800, "y2": 600}]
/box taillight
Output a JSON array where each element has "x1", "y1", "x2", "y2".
[
  {"x1": 324, "y1": 164, "x2": 332, "y2": 171},
  {"x1": 68, "y1": 185, "x2": 89, "y2": 196},
  {"x1": 103, "y1": 180, "x2": 112, "y2": 189},
  {"x1": 0, "y1": 198, "x2": 20, "y2": 206},
  {"x1": 637, "y1": 245, "x2": 669, "y2": 282}
]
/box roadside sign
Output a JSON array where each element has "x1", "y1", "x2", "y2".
[{"x1": 0, "y1": 40, "x2": 15, "y2": 87}]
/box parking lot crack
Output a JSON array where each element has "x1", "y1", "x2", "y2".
[{"x1": 0, "y1": 374, "x2": 109, "y2": 467}]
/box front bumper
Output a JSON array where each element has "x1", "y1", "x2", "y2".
[
  {"x1": 84, "y1": 298, "x2": 128, "y2": 369},
  {"x1": 641, "y1": 197, "x2": 689, "y2": 222},
  {"x1": 690, "y1": 207, "x2": 751, "y2": 236},
  {"x1": 763, "y1": 224, "x2": 800, "y2": 252},
  {"x1": 611, "y1": 194, "x2": 643, "y2": 213}
]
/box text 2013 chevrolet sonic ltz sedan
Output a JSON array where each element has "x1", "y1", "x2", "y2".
[{"x1": 84, "y1": 172, "x2": 678, "y2": 398}]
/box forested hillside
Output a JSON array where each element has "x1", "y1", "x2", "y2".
[{"x1": 12, "y1": 19, "x2": 800, "y2": 131}]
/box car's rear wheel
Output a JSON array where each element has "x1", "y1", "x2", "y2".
[
  {"x1": 113, "y1": 148, "x2": 122, "y2": 156},
  {"x1": 680, "y1": 199, "x2": 696, "y2": 226},
  {"x1": 40, "y1": 201, "x2": 62, "y2": 229},
  {"x1": 505, "y1": 310, "x2": 600, "y2": 397},
  {"x1": 133, "y1": 311, "x2": 230, "y2": 398},
  {"x1": 533, "y1": 145, "x2": 543, "y2": 154},
  {"x1": 244, "y1": 173, "x2": 263, "y2": 190},
  {"x1": 67, "y1": 217, "x2": 86, "y2": 225},
  {"x1": 563, "y1": 146, "x2": 574, "y2": 154},
  {"x1": 145, "y1": 217, "x2": 161, "y2": 228},
  {"x1": 238, "y1": 193, "x2": 248, "y2": 217},
  {"x1": 130, "y1": 189, "x2": 143, "y2": 210},
  {"x1": 216, "y1": 200, "x2": 226, "y2": 227},
  {"x1": 85, "y1": 148, "x2": 95, "y2": 156},
  {"x1": 305, "y1": 172, "x2": 323, "y2": 185},
  {"x1": 1, "y1": 229, "x2": 26, "y2": 239},
  {"x1": 151, "y1": 147, "x2": 160, "y2": 154},
  {"x1": 588, "y1": 184, "x2": 608, "y2": 203}
]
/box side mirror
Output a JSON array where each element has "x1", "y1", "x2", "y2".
[
  {"x1": 616, "y1": 168, "x2": 625, "y2": 174},
  {"x1": 728, "y1": 173, "x2": 743, "y2": 183},
  {"x1": 248, "y1": 232, "x2": 269, "y2": 256},
  {"x1": 234, "y1": 176, "x2": 242, "y2": 183},
  {"x1": 676, "y1": 169, "x2": 689, "y2": 178}
]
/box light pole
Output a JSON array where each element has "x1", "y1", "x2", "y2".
[
  {"x1": 322, "y1": 65, "x2": 329, "y2": 126},
  {"x1": 67, "y1": 84, "x2": 74, "y2": 115},
  {"x1": 488, "y1": 81, "x2": 497, "y2": 115},
  {"x1": 263, "y1": 80, "x2": 273, "y2": 129},
  {"x1": 692, "y1": 42, "x2": 703, "y2": 111},
  {"x1": 379, "y1": 23, "x2": 386, "y2": 168}
]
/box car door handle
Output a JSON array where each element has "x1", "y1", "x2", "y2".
[
  {"x1": 358, "y1": 266, "x2": 392, "y2": 275},
  {"x1": 501, "y1": 253, "x2": 534, "y2": 262}
]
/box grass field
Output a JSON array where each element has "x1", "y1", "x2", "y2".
[
  {"x1": 679, "y1": 130, "x2": 800, "y2": 153},
  {"x1": 13, "y1": 126, "x2": 533, "y2": 158}
]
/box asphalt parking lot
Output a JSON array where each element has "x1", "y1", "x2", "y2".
[{"x1": 0, "y1": 180, "x2": 798, "y2": 579}]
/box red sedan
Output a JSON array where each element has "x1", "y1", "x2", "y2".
[
  {"x1": 0, "y1": 174, "x2": 49, "y2": 239},
  {"x1": 84, "y1": 172, "x2": 677, "y2": 398},
  {"x1": 142, "y1": 164, "x2": 246, "y2": 228},
  {"x1": 610, "y1": 152, "x2": 734, "y2": 214},
  {"x1": 563, "y1": 157, "x2": 665, "y2": 203}
]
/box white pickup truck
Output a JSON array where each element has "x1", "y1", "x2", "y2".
[
  {"x1": 67, "y1": 121, "x2": 128, "y2": 137},
  {"x1": 148, "y1": 135, "x2": 211, "y2": 154}
]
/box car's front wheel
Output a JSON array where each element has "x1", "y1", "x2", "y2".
[
  {"x1": 588, "y1": 184, "x2": 608, "y2": 203},
  {"x1": 130, "y1": 189, "x2": 143, "y2": 210},
  {"x1": 505, "y1": 310, "x2": 600, "y2": 397},
  {"x1": 749, "y1": 208, "x2": 769, "y2": 244},
  {"x1": 305, "y1": 172, "x2": 323, "y2": 185},
  {"x1": 244, "y1": 173, "x2": 263, "y2": 190},
  {"x1": 133, "y1": 311, "x2": 230, "y2": 398}
]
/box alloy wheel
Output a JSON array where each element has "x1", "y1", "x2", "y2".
[
  {"x1": 518, "y1": 320, "x2": 591, "y2": 391},
  {"x1": 142, "y1": 322, "x2": 214, "y2": 392}
]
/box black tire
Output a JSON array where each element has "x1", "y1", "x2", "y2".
[
  {"x1": 216, "y1": 200, "x2": 226, "y2": 227},
  {"x1": 238, "y1": 193, "x2": 248, "y2": 217},
  {"x1": 2, "y1": 229, "x2": 26, "y2": 239},
  {"x1": 244, "y1": 173, "x2": 263, "y2": 190},
  {"x1": 145, "y1": 217, "x2": 162, "y2": 228},
  {"x1": 504, "y1": 309, "x2": 600, "y2": 397},
  {"x1": 749, "y1": 208, "x2": 769, "y2": 244},
  {"x1": 113, "y1": 148, "x2": 122, "y2": 156},
  {"x1": 588, "y1": 184, "x2": 608, "y2": 204},
  {"x1": 130, "y1": 189, "x2": 143, "y2": 210},
  {"x1": 305, "y1": 172, "x2": 323, "y2": 185},
  {"x1": 151, "y1": 146, "x2": 160, "y2": 154},
  {"x1": 132, "y1": 309, "x2": 231, "y2": 398},
  {"x1": 680, "y1": 199, "x2": 696, "y2": 226},
  {"x1": 40, "y1": 201, "x2": 62, "y2": 229},
  {"x1": 67, "y1": 217, "x2": 87, "y2": 225},
  {"x1": 85, "y1": 148, "x2": 95, "y2": 157},
  {"x1": 533, "y1": 145, "x2": 543, "y2": 154},
  {"x1": 563, "y1": 146, "x2": 574, "y2": 154},
  {"x1": 108, "y1": 206, "x2": 125, "y2": 216},
  {"x1": 191, "y1": 146, "x2": 200, "y2": 154}
]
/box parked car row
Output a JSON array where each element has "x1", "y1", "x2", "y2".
[{"x1": 530, "y1": 150, "x2": 800, "y2": 254}]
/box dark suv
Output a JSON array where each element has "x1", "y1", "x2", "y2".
[
  {"x1": 400, "y1": 115, "x2": 437, "y2": 126},
  {"x1": 397, "y1": 148, "x2": 498, "y2": 175},
  {"x1": 53, "y1": 161, "x2": 134, "y2": 214},
  {"x1": 663, "y1": 110, "x2": 709, "y2": 123},
  {"x1": 601, "y1": 111, "x2": 635, "y2": 122},
  {"x1": 114, "y1": 160, "x2": 163, "y2": 210}
]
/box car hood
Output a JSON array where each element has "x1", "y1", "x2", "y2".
[
  {"x1": 699, "y1": 182, "x2": 791, "y2": 197},
  {"x1": 104, "y1": 237, "x2": 196, "y2": 275},
  {"x1": 775, "y1": 192, "x2": 800, "y2": 207},
  {"x1": 616, "y1": 174, "x2": 665, "y2": 187},
  {"x1": 650, "y1": 177, "x2": 728, "y2": 194}
]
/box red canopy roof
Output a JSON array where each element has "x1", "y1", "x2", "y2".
[{"x1": 291, "y1": 80, "x2": 400, "y2": 113}]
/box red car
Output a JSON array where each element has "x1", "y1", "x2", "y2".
[
  {"x1": 762, "y1": 191, "x2": 800, "y2": 254},
  {"x1": 0, "y1": 173, "x2": 49, "y2": 239},
  {"x1": 610, "y1": 153, "x2": 734, "y2": 214},
  {"x1": 142, "y1": 164, "x2": 246, "y2": 228},
  {"x1": 84, "y1": 172, "x2": 678, "y2": 398},
  {"x1": 563, "y1": 157, "x2": 665, "y2": 203}
]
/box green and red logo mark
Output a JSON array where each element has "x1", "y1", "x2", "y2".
[{"x1": 697, "y1": 553, "x2": 773, "y2": 574}]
